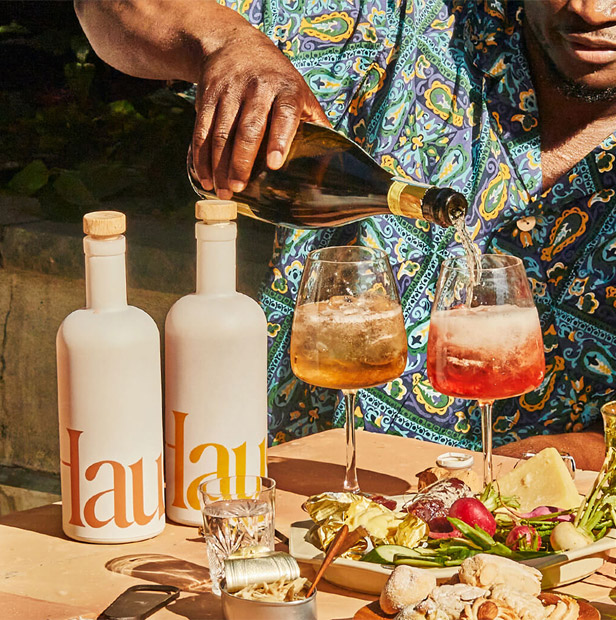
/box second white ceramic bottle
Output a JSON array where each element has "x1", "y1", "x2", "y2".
[{"x1": 164, "y1": 200, "x2": 268, "y2": 525}]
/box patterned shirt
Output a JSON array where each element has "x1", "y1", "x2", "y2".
[{"x1": 218, "y1": 0, "x2": 616, "y2": 449}]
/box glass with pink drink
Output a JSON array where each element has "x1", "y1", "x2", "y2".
[{"x1": 427, "y1": 254, "x2": 545, "y2": 484}]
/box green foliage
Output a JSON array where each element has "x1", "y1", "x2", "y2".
[
  {"x1": 1, "y1": 15, "x2": 196, "y2": 221},
  {"x1": 7, "y1": 160, "x2": 49, "y2": 195}
]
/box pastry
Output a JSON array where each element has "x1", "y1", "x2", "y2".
[
  {"x1": 415, "y1": 583, "x2": 490, "y2": 619},
  {"x1": 489, "y1": 585, "x2": 547, "y2": 620},
  {"x1": 380, "y1": 565, "x2": 437, "y2": 614},
  {"x1": 540, "y1": 593, "x2": 580, "y2": 620},
  {"x1": 460, "y1": 597, "x2": 520, "y2": 620},
  {"x1": 458, "y1": 554, "x2": 542, "y2": 596}
]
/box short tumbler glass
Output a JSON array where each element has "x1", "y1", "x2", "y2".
[{"x1": 199, "y1": 475, "x2": 276, "y2": 595}]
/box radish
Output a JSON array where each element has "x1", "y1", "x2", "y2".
[
  {"x1": 448, "y1": 497, "x2": 497, "y2": 536},
  {"x1": 550, "y1": 522, "x2": 593, "y2": 551},
  {"x1": 506, "y1": 525, "x2": 541, "y2": 551},
  {"x1": 520, "y1": 506, "x2": 574, "y2": 522}
]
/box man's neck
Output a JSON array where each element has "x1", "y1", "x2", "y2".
[{"x1": 525, "y1": 26, "x2": 616, "y2": 190}]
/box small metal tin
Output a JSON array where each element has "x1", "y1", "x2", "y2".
[
  {"x1": 224, "y1": 552, "x2": 300, "y2": 593},
  {"x1": 221, "y1": 585, "x2": 317, "y2": 620}
]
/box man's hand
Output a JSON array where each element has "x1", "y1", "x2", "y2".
[
  {"x1": 74, "y1": 0, "x2": 329, "y2": 200},
  {"x1": 192, "y1": 31, "x2": 329, "y2": 200}
]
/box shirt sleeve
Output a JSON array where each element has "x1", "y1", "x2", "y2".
[{"x1": 215, "y1": 0, "x2": 408, "y2": 128}]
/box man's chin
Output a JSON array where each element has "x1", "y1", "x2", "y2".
[
  {"x1": 557, "y1": 78, "x2": 616, "y2": 103},
  {"x1": 547, "y1": 55, "x2": 616, "y2": 102}
]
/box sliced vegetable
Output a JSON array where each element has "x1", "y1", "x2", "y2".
[
  {"x1": 361, "y1": 544, "x2": 418, "y2": 565},
  {"x1": 428, "y1": 516, "x2": 461, "y2": 539}
]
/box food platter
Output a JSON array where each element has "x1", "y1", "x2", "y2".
[
  {"x1": 289, "y1": 519, "x2": 616, "y2": 595},
  {"x1": 352, "y1": 594, "x2": 600, "y2": 620}
]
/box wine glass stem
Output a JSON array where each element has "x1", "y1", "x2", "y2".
[
  {"x1": 479, "y1": 400, "x2": 494, "y2": 486},
  {"x1": 343, "y1": 390, "x2": 359, "y2": 493}
]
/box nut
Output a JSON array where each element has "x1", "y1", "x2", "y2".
[{"x1": 477, "y1": 600, "x2": 499, "y2": 620}]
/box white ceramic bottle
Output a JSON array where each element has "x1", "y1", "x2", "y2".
[
  {"x1": 165, "y1": 200, "x2": 268, "y2": 525},
  {"x1": 56, "y1": 211, "x2": 165, "y2": 543}
]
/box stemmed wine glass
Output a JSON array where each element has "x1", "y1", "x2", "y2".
[
  {"x1": 427, "y1": 254, "x2": 545, "y2": 485},
  {"x1": 290, "y1": 246, "x2": 408, "y2": 492}
]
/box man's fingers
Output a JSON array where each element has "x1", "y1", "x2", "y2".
[
  {"x1": 266, "y1": 96, "x2": 302, "y2": 170},
  {"x1": 209, "y1": 95, "x2": 242, "y2": 198},
  {"x1": 227, "y1": 88, "x2": 275, "y2": 191},
  {"x1": 306, "y1": 98, "x2": 331, "y2": 127},
  {"x1": 192, "y1": 93, "x2": 217, "y2": 191}
]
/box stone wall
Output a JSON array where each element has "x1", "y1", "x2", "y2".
[{"x1": 0, "y1": 196, "x2": 274, "y2": 513}]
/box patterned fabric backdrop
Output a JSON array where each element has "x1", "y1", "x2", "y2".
[{"x1": 214, "y1": 0, "x2": 616, "y2": 448}]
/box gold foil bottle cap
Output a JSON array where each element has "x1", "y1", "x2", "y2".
[
  {"x1": 196, "y1": 200, "x2": 238, "y2": 223},
  {"x1": 83, "y1": 211, "x2": 126, "y2": 237}
]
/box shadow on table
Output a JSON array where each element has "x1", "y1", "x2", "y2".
[
  {"x1": 592, "y1": 601, "x2": 616, "y2": 619},
  {"x1": 165, "y1": 592, "x2": 222, "y2": 619},
  {"x1": 268, "y1": 457, "x2": 411, "y2": 496},
  {"x1": 1, "y1": 503, "x2": 69, "y2": 539},
  {"x1": 105, "y1": 553, "x2": 223, "y2": 618},
  {"x1": 106, "y1": 553, "x2": 212, "y2": 592}
]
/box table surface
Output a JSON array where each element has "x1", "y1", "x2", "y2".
[{"x1": 2, "y1": 429, "x2": 616, "y2": 619}]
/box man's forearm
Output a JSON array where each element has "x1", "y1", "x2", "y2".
[
  {"x1": 74, "y1": 0, "x2": 329, "y2": 200},
  {"x1": 493, "y1": 431, "x2": 605, "y2": 472},
  {"x1": 73, "y1": 0, "x2": 251, "y2": 82}
]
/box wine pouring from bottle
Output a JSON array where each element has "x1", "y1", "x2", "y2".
[{"x1": 188, "y1": 122, "x2": 468, "y2": 229}]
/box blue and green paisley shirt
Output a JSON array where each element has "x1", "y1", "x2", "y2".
[{"x1": 218, "y1": 0, "x2": 616, "y2": 449}]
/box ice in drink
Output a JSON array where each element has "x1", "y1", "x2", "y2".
[
  {"x1": 290, "y1": 294, "x2": 407, "y2": 390},
  {"x1": 427, "y1": 304, "x2": 545, "y2": 401}
]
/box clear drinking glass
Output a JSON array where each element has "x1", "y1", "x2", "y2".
[
  {"x1": 290, "y1": 246, "x2": 407, "y2": 492},
  {"x1": 427, "y1": 254, "x2": 545, "y2": 486},
  {"x1": 199, "y1": 475, "x2": 276, "y2": 595}
]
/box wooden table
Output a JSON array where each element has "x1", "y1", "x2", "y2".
[{"x1": 1, "y1": 429, "x2": 615, "y2": 619}]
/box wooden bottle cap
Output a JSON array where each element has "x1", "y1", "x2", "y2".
[
  {"x1": 83, "y1": 211, "x2": 126, "y2": 237},
  {"x1": 195, "y1": 200, "x2": 237, "y2": 222}
]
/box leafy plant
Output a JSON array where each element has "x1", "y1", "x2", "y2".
[{"x1": 1, "y1": 10, "x2": 196, "y2": 221}]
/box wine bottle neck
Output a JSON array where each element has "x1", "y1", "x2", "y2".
[
  {"x1": 195, "y1": 221, "x2": 237, "y2": 295},
  {"x1": 84, "y1": 236, "x2": 128, "y2": 310},
  {"x1": 387, "y1": 180, "x2": 468, "y2": 227},
  {"x1": 387, "y1": 180, "x2": 428, "y2": 221}
]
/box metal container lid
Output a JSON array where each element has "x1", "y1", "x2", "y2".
[
  {"x1": 224, "y1": 552, "x2": 300, "y2": 593},
  {"x1": 436, "y1": 452, "x2": 474, "y2": 471}
]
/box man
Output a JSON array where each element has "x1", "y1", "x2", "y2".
[{"x1": 74, "y1": 0, "x2": 614, "y2": 469}]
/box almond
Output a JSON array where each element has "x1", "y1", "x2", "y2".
[{"x1": 477, "y1": 600, "x2": 499, "y2": 620}]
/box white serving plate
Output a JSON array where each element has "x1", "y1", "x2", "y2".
[{"x1": 290, "y1": 520, "x2": 616, "y2": 595}]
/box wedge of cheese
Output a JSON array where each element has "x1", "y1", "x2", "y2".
[{"x1": 495, "y1": 447, "x2": 581, "y2": 513}]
